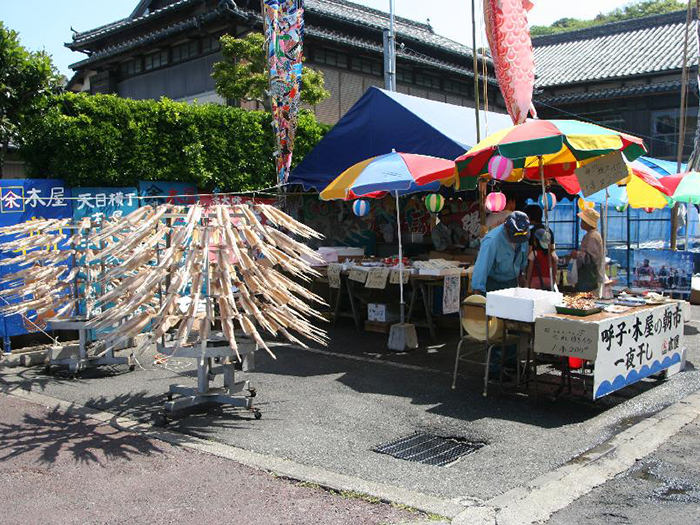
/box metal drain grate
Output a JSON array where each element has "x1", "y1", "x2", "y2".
[{"x1": 373, "y1": 432, "x2": 485, "y2": 467}]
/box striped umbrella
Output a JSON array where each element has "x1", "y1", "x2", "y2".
[
  {"x1": 320, "y1": 151, "x2": 456, "y2": 201},
  {"x1": 660, "y1": 171, "x2": 700, "y2": 204},
  {"x1": 455, "y1": 119, "x2": 646, "y2": 186}
]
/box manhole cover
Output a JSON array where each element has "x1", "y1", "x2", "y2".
[{"x1": 373, "y1": 432, "x2": 485, "y2": 467}]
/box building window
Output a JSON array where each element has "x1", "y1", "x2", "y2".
[
  {"x1": 144, "y1": 50, "x2": 169, "y2": 71},
  {"x1": 313, "y1": 48, "x2": 348, "y2": 68},
  {"x1": 351, "y1": 56, "x2": 381, "y2": 76},
  {"x1": 120, "y1": 58, "x2": 143, "y2": 77},
  {"x1": 172, "y1": 40, "x2": 199, "y2": 63},
  {"x1": 650, "y1": 108, "x2": 697, "y2": 159},
  {"x1": 202, "y1": 34, "x2": 221, "y2": 54},
  {"x1": 396, "y1": 67, "x2": 412, "y2": 84},
  {"x1": 445, "y1": 79, "x2": 468, "y2": 96},
  {"x1": 415, "y1": 73, "x2": 440, "y2": 90}
]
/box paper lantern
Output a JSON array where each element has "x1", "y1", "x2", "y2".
[
  {"x1": 643, "y1": 207, "x2": 655, "y2": 214},
  {"x1": 424, "y1": 193, "x2": 445, "y2": 213},
  {"x1": 485, "y1": 192, "x2": 507, "y2": 212},
  {"x1": 578, "y1": 198, "x2": 594, "y2": 211},
  {"x1": 488, "y1": 155, "x2": 514, "y2": 181},
  {"x1": 538, "y1": 192, "x2": 557, "y2": 211},
  {"x1": 352, "y1": 199, "x2": 370, "y2": 217}
]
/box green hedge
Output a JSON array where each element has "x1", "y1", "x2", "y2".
[{"x1": 20, "y1": 93, "x2": 330, "y2": 190}]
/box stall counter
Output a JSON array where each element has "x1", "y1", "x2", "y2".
[{"x1": 535, "y1": 301, "x2": 689, "y2": 399}]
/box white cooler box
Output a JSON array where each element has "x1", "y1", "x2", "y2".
[{"x1": 486, "y1": 287, "x2": 563, "y2": 323}]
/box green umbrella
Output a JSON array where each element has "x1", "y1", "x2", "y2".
[{"x1": 663, "y1": 171, "x2": 700, "y2": 204}]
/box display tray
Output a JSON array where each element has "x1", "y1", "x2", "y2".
[{"x1": 555, "y1": 305, "x2": 603, "y2": 316}]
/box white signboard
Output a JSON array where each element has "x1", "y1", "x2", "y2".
[
  {"x1": 575, "y1": 151, "x2": 628, "y2": 197},
  {"x1": 327, "y1": 263, "x2": 341, "y2": 289},
  {"x1": 442, "y1": 274, "x2": 461, "y2": 315},
  {"x1": 365, "y1": 267, "x2": 390, "y2": 289},
  {"x1": 535, "y1": 303, "x2": 685, "y2": 399}
]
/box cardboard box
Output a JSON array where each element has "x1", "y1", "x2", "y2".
[
  {"x1": 368, "y1": 303, "x2": 400, "y2": 323},
  {"x1": 486, "y1": 287, "x2": 562, "y2": 323}
]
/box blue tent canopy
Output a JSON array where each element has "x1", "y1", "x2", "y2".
[{"x1": 289, "y1": 87, "x2": 513, "y2": 191}]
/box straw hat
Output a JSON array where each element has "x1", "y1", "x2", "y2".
[
  {"x1": 578, "y1": 207, "x2": 600, "y2": 228},
  {"x1": 461, "y1": 295, "x2": 503, "y2": 341}
]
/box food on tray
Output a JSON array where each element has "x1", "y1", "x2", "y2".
[
  {"x1": 412, "y1": 259, "x2": 459, "y2": 270},
  {"x1": 561, "y1": 293, "x2": 596, "y2": 310},
  {"x1": 644, "y1": 292, "x2": 667, "y2": 304},
  {"x1": 604, "y1": 305, "x2": 630, "y2": 314}
]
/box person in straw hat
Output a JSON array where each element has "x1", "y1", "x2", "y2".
[{"x1": 570, "y1": 207, "x2": 605, "y2": 293}]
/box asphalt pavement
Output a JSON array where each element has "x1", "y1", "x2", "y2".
[
  {"x1": 1, "y1": 306, "x2": 699, "y2": 517},
  {"x1": 0, "y1": 394, "x2": 419, "y2": 525}
]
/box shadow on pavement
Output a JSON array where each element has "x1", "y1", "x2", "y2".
[{"x1": 0, "y1": 403, "x2": 164, "y2": 465}]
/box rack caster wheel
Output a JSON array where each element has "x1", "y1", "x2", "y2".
[
  {"x1": 44, "y1": 365, "x2": 52, "y2": 375},
  {"x1": 152, "y1": 412, "x2": 168, "y2": 427},
  {"x1": 253, "y1": 409, "x2": 262, "y2": 420},
  {"x1": 129, "y1": 364, "x2": 136, "y2": 372},
  {"x1": 166, "y1": 393, "x2": 173, "y2": 401},
  {"x1": 247, "y1": 387, "x2": 257, "y2": 398}
]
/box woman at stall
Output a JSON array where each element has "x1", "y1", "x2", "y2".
[{"x1": 570, "y1": 208, "x2": 605, "y2": 293}]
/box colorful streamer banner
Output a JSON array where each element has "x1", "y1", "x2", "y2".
[{"x1": 263, "y1": 0, "x2": 305, "y2": 185}]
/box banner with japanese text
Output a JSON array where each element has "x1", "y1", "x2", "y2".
[
  {"x1": 0, "y1": 179, "x2": 73, "y2": 337},
  {"x1": 138, "y1": 181, "x2": 197, "y2": 206},
  {"x1": 72, "y1": 187, "x2": 139, "y2": 222}
]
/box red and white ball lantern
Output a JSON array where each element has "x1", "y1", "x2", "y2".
[
  {"x1": 485, "y1": 192, "x2": 507, "y2": 213},
  {"x1": 538, "y1": 192, "x2": 557, "y2": 211},
  {"x1": 487, "y1": 155, "x2": 514, "y2": 181}
]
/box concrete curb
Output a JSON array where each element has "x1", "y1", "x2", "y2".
[{"x1": 4, "y1": 386, "x2": 700, "y2": 524}]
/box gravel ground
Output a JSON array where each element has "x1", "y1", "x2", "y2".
[
  {"x1": 546, "y1": 417, "x2": 700, "y2": 525},
  {"x1": 0, "y1": 394, "x2": 419, "y2": 525}
]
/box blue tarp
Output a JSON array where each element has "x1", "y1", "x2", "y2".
[{"x1": 289, "y1": 87, "x2": 513, "y2": 191}]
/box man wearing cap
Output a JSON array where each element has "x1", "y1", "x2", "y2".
[
  {"x1": 571, "y1": 207, "x2": 605, "y2": 292},
  {"x1": 472, "y1": 211, "x2": 531, "y2": 294}
]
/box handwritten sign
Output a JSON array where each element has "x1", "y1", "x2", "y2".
[
  {"x1": 365, "y1": 267, "x2": 390, "y2": 289},
  {"x1": 575, "y1": 151, "x2": 628, "y2": 197},
  {"x1": 535, "y1": 303, "x2": 685, "y2": 399},
  {"x1": 389, "y1": 268, "x2": 409, "y2": 284},
  {"x1": 442, "y1": 274, "x2": 461, "y2": 315},
  {"x1": 348, "y1": 267, "x2": 368, "y2": 283},
  {"x1": 327, "y1": 263, "x2": 341, "y2": 289}
]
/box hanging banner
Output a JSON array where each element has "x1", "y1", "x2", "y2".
[
  {"x1": 0, "y1": 180, "x2": 73, "y2": 337},
  {"x1": 138, "y1": 181, "x2": 198, "y2": 206},
  {"x1": 263, "y1": 0, "x2": 305, "y2": 184},
  {"x1": 73, "y1": 187, "x2": 139, "y2": 222}
]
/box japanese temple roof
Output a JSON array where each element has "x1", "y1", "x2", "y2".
[
  {"x1": 533, "y1": 11, "x2": 700, "y2": 88},
  {"x1": 535, "y1": 79, "x2": 696, "y2": 105},
  {"x1": 67, "y1": 0, "x2": 489, "y2": 71}
]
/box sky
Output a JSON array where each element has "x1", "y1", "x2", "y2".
[{"x1": 1, "y1": 0, "x2": 634, "y2": 77}]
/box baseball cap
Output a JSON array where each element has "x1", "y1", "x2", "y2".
[
  {"x1": 534, "y1": 227, "x2": 551, "y2": 250},
  {"x1": 504, "y1": 211, "x2": 531, "y2": 243}
]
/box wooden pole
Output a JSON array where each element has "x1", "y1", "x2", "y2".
[
  {"x1": 672, "y1": 0, "x2": 693, "y2": 250},
  {"x1": 472, "y1": 0, "x2": 485, "y2": 233}
]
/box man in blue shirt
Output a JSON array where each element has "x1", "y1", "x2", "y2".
[{"x1": 472, "y1": 211, "x2": 531, "y2": 294}]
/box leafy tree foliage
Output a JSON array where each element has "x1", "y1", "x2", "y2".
[
  {"x1": 0, "y1": 22, "x2": 62, "y2": 171},
  {"x1": 20, "y1": 93, "x2": 330, "y2": 190},
  {"x1": 212, "y1": 32, "x2": 330, "y2": 110},
  {"x1": 531, "y1": 0, "x2": 685, "y2": 36}
]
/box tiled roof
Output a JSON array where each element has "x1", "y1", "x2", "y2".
[
  {"x1": 534, "y1": 80, "x2": 695, "y2": 105},
  {"x1": 68, "y1": 0, "x2": 203, "y2": 48},
  {"x1": 304, "y1": 0, "x2": 480, "y2": 61},
  {"x1": 532, "y1": 11, "x2": 699, "y2": 87},
  {"x1": 68, "y1": 0, "x2": 485, "y2": 65}
]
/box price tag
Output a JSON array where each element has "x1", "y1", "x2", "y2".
[
  {"x1": 327, "y1": 263, "x2": 341, "y2": 289},
  {"x1": 348, "y1": 267, "x2": 368, "y2": 283},
  {"x1": 389, "y1": 268, "x2": 410, "y2": 284},
  {"x1": 365, "y1": 267, "x2": 390, "y2": 289}
]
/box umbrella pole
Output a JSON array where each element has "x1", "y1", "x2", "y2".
[
  {"x1": 395, "y1": 190, "x2": 405, "y2": 324},
  {"x1": 538, "y1": 156, "x2": 555, "y2": 291}
]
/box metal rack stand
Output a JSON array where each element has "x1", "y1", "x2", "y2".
[
  {"x1": 46, "y1": 318, "x2": 134, "y2": 376},
  {"x1": 153, "y1": 333, "x2": 260, "y2": 426}
]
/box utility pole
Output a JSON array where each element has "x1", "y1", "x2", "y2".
[{"x1": 383, "y1": 0, "x2": 396, "y2": 91}]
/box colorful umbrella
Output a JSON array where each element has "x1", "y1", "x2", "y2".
[
  {"x1": 661, "y1": 171, "x2": 700, "y2": 204},
  {"x1": 320, "y1": 151, "x2": 455, "y2": 201},
  {"x1": 455, "y1": 119, "x2": 646, "y2": 184}
]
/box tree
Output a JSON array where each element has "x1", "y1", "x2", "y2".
[
  {"x1": 531, "y1": 0, "x2": 685, "y2": 36},
  {"x1": 212, "y1": 32, "x2": 330, "y2": 111},
  {"x1": 0, "y1": 22, "x2": 62, "y2": 172}
]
